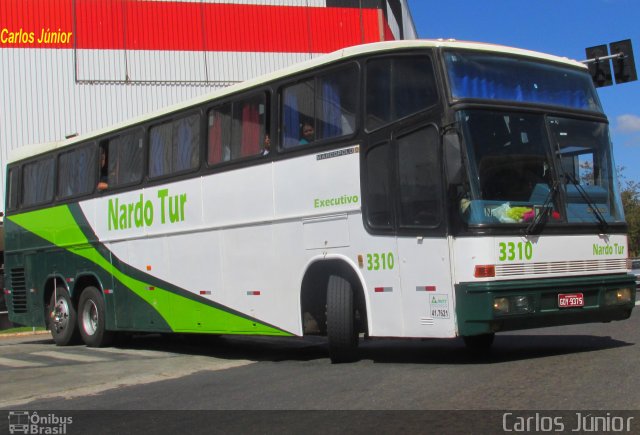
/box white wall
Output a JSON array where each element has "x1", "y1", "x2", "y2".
[{"x1": 0, "y1": 0, "x2": 417, "y2": 209}]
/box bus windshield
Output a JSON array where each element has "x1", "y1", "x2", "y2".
[
  {"x1": 444, "y1": 51, "x2": 603, "y2": 113},
  {"x1": 458, "y1": 110, "x2": 625, "y2": 226}
]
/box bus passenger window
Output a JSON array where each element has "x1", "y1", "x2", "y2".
[
  {"x1": 149, "y1": 113, "x2": 200, "y2": 178},
  {"x1": 397, "y1": 126, "x2": 442, "y2": 227},
  {"x1": 23, "y1": 157, "x2": 55, "y2": 207},
  {"x1": 57, "y1": 145, "x2": 97, "y2": 198},
  {"x1": 150, "y1": 122, "x2": 172, "y2": 178},
  {"x1": 174, "y1": 115, "x2": 200, "y2": 172},
  {"x1": 316, "y1": 66, "x2": 357, "y2": 140},
  {"x1": 105, "y1": 131, "x2": 143, "y2": 188},
  {"x1": 366, "y1": 56, "x2": 437, "y2": 131},
  {"x1": 6, "y1": 167, "x2": 19, "y2": 211},
  {"x1": 282, "y1": 80, "x2": 314, "y2": 148},
  {"x1": 233, "y1": 95, "x2": 266, "y2": 158},
  {"x1": 208, "y1": 105, "x2": 232, "y2": 164},
  {"x1": 365, "y1": 143, "x2": 392, "y2": 229},
  {"x1": 208, "y1": 94, "x2": 267, "y2": 164},
  {"x1": 281, "y1": 65, "x2": 357, "y2": 149}
]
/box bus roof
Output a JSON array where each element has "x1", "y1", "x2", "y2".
[{"x1": 7, "y1": 39, "x2": 586, "y2": 164}]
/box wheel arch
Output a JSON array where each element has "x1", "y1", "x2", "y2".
[
  {"x1": 299, "y1": 254, "x2": 369, "y2": 336},
  {"x1": 42, "y1": 274, "x2": 69, "y2": 311},
  {"x1": 72, "y1": 273, "x2": 105, "y2": 297},
  {"x1": 43, "y1": 272, "x2": 104, "y2": 314}
]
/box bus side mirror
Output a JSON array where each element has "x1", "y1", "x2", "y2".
[{"x1": 444, "y1": 132, "x2": 462, "y2": 185}]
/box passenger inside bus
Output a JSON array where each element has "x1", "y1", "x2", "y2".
[
  {"x1": 299, "y1": 122, "x2": 315, "y2": 144},
  {"x1": 97, "y1": 146, "x2": 108, "y2": 191},
  {"x1": 262, "y1": 134, "x2": 271, "y2": 156}
]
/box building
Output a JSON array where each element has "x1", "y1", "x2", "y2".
[{"x1": 0, "y1": 0, "x2": 417, "y2": 208}]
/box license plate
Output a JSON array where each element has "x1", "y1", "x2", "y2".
[{"x1": 558, "y1": 293, "x2": 584, "y2": 308}]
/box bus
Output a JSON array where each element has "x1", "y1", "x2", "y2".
[{"x1": 4, "y1": 40, "x2": 636, "y2": 363}]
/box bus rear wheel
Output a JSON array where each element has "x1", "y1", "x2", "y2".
[
  {"x1": 48, "y1": 286, "x2": 80, "y2": 346},
  {"x1": 78, "y1": 286, "x2": 114, "y2": 347},
  {"x1": 326, "y1": 275, "x2": 359, "y2": 363}
]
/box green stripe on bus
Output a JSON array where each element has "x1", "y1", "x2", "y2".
[{"x1": 8, "y1": 205, "x2": 291, "y2": 336}]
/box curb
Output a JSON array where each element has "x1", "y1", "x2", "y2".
[{"x1": 0, "y1": 330, "x2": 51, "y2": 339}]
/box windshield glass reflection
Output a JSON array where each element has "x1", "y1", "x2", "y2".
[{"x1": 458, "y1": 110, "x2": 624, "y2": 226}]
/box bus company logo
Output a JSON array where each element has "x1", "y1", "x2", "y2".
[
  {"x1": 592, "y1": 242, "x2": 624, "y2": 256},
  {"x1": 316, "y1": 146, "x2": 359, "y2": 161},
  {"x1": 108, "y1": 188, "x2": 187, "y2": 231},
  {"x1": 8, "y1": 411, "x2": 73, "y2": 434}
]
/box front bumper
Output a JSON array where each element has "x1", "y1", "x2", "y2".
[{"x1": 455, "y1": 273, "x2": 636, "y2": 336}]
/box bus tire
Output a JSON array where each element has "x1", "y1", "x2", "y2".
[
  {"x1": 48, "y1": 286, "x2": 81, "y2": 346},
  {"x1": 326, "y1": 275, "x2": 359, "y2": 363},
  {"x1": 463, "y1": 333, "x2": 495, "y2": 354},
  {"x1": 78, "y1": 286, "x2": 114, "y2": 347}
]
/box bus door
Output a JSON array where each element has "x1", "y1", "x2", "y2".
[
  {"x1": 365, "y1": 123, "x2": 455, "y2": 338},
  {"x1": 393, "y1": 124, "x2": 456, "y2": 338},
  {"x1": 362, "y1": 132, "x2": 403, "y2": 337}
]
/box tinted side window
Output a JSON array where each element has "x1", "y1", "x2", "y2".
[
  {"x1": 282, "y1": 65, "x2": 357, "y2": 148},
  {"x1": 58, "y1": 144, "x2": 97, "y2": 199},
  {"x1": 282, "y1": 80, "x2": 314, "y2": 148},
  {"x1": 366, "y1": 56, "x2": 437, "y2": 131},
  {"x1": 232, "y1": 94, "x2": 268, "y2": 159},
  {"x1": 6, "y1": 167, "x2": 20, "y2": 211},
  {"x1": 149, "y1": 113, "x2": 200, "y2": 178},
  {"x1": 316, "y1": 68, "x2": 357, "y2": 141},
  {"x1": 365, "y1": 142, "x2": 393, "y2": 229},
  {"x1": 397, "y1": 126, "x2": 442, "y2": 227},
  {"x1": 207, "y1": 93, "x2": 268, "y2": 165},
  {"x1": 106, "y1": 130, "x2": 144, "y2": 188},
  {"x1": 23, "y1": 157, "x2": 55, "y2": 207},
  {"x1": 208, "y1": 103, "x2": 232, "y2": 164}
]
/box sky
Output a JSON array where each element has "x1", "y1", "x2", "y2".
[{"x1": 407, "y1": 0, "x2": 640, "y2": 183}]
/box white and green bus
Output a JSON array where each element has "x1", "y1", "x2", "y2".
[{"x1": 4, "y1": 40, "x2": 636, "y2": 362}]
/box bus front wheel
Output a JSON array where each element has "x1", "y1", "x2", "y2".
[
  {"x1": 326, "y1": 275, "x2": 359, "y2": 363},
  {"x1": 48, "y1": 286, "x2": 80, "y2": 346},
  {"x1": 78, "y1": 286, "x2": 114, "y2": 347}
]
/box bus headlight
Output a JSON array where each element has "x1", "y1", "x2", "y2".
[
  {"x1": 513, "y1": 295, "x2": 533, "y2": 313},
  {"x1": 493, "y1": 295, "x2": 533, "y2": 315},
  {"x1": 604, "y1": 288, "x2": 632, "y2": 305},
  {"x1": 493, "y1": 297, "x2": 510, "y2": 314}
]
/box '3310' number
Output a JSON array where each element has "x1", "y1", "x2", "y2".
[
  {"x1": 366, "y1": 252, "x2": 395, "y2": 271},
  {"x1": 498, "y1": 241, "x2": 533, "y2": 261}
]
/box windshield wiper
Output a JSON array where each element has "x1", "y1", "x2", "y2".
[
  {"x1": 563, "y1": 172, "x2": 609, "y2": 233},
  {"x1": 525, "y1": 181, "x2": 558, "y2": 235}
]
